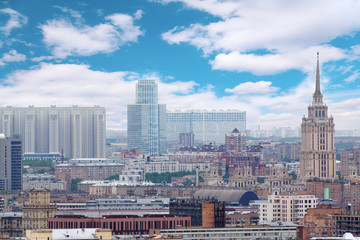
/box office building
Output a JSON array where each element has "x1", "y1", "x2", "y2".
[
  {"x1": 0, "y1": 136, "x2": 22, "y2": 191},
  {"x1": 300, "y1": 53, "x2": 336, "y2": 180},
  {"x1": 170, "y1": 198, "x2": 226, "y2": 228},
  {"x1": 0, "y1": 106, "x2": 106, "y2": 158},
  {"x1": 127, "y1": 79, "x2": 166, "y2": 155},
  {"x1": 167, "y1": 110, "x2": 246, "y2": 144}
]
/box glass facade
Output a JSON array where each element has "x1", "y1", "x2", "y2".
[
  {"x1": 167, "y1": 110, "x2": 246, "y2": 144},
  {"x1": 127, "y1": 80, "x2": 166, "y2": 155}
]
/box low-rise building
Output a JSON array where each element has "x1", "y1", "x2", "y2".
[
  {"x1": 150, "y1": 224, "x2": 297, "y2": 240},
  {"x1": 55, "y1": 158, "x2": 124, "y2": 181},
  {"x1": 25, "y1": 228, "x2": 112, "y2": 240},
  {"x1": 0, "y1": 212, "x2": 22, "y2": 237},
  {"x1": 48, "y1": 214, "x2": 191, "y2": 235}
]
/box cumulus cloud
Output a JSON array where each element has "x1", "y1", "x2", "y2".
[
  {"x1": 1, "y1": 63, "x2": 359, "y2": 130},
  {"x1": 0, "y1": 50, "x2": 26, "y2": 66},
  {"x1": 225, "y1": 81, "x2": 278, "y2": 95},
  {"x1": 161, "y1": 0, "x2": 360, "y2": 74},
  {"x1": 0, "y1": 63, "x2": 256, "y2": 129},
  {"x1": 344, "y1": 70, "x2": 360, "y2": 83},
  {"x1": 40, "y1": 10, "x2": 144, "y2": 58},
  {"x1": 0, "y1": 8, "x2": 28, "y2": 36}
]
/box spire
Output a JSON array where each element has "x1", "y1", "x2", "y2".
[
  {"x1": 315, "y1": 52, "x2": 321, "y2": 94},
  {"x1": 313, "y1": 52, "x2": 323, "y2": 104}
]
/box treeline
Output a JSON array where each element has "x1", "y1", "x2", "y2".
[
  {"x1": 145, "y1": 170, "x2": 197, "y2": 183},
  {"x1": 23, "y1": 159, "x2": 53, "y2": 167}
]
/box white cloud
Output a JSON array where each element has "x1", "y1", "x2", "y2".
[
  {"x1": 161, "y1": 0, "x2": 360, "y2": 74},
  {"x1": 0, "y1": 50, "x2": 26, "y2": 66},
  {"x1": 225, "y1": 81, "x2": 278, "y2": 95},
  {"x1": 344, "y1": 70, "x2": 360, "y2": 83},
  {"x1": 0, "y1": 8, "x2": 28, "y2": 36},
  {"x1": 40, "y1": 11, "x2": 144, "y2": 58},
  {"x1": 1, "y1": 63, "x2": 359, "y2": 130}
]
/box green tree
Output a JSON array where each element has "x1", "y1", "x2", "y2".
[
  {"x1": 105, "y1": 174, "x2": 119, "y2": 181},
  {"x1": 71, "y1": 178, "x2": 83, "y2": 191},
  {"x1": 36, "y1": 169, "x2": 46, "y2": 174},
  {"x1": 145, "y1": 170, "x2": 196, "y2": 183},
  {"x1": 23, "y1": 168, "x2": 29, "y2": 174}
]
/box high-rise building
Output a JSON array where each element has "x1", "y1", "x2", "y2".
[
  {"x1": 300, "y1": 53, "x2": 336, "y2": 180},
  {"x1": 225, "y1": 128, "x2": 246, "y2": 154},
  {"x1": 0, "y1": 135, "x2": 22, "y2": 191},
  {"x1": 167, "y1": 110, "x2": 246, "y2": 144},
  {"x1": 127, "y1": 80, "x2": 166, "y2": 155},
  {"x1": 0, "y1": 106, "x2": 106, "y2": 158}
]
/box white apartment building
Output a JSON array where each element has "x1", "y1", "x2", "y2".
[
  {"x1": 0, "y1": 106, "x2": 106, "y2": 158},
  {"x1": 259, "y1": 194, "x2": 317, "y2": 224},
  {"x1": 143, "y1": 161, "x2": 211, "y2": 174}
]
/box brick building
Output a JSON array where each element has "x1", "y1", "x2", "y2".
[
  {"x1": 306, "y1": 180, "x2": 343, "y2": 205},
  {"x1": 298, "y1": 204, "x2": 345, "y2": 239},
  {"x1": 170, "y1": 198, "x2": 225, "y2": 228},
  {"x1": 48, "y1": 214, "x2": 191, "y2": 235}
]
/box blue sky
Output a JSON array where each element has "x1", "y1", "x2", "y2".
[{"x1": 1, "y1": 0, "x2": 360, "y2": 130}]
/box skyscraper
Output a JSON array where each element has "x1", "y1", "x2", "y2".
[
  {"x1": 167, "y1": 110, "x2": 246, "y2": 144},
  {"x1": 127, "y1": 80, "x2": 166, "y2": 155},
  {"x1": 0, "y1": 106, "x2": 106, "y2": 159},
  {"x1": 300, "y1": 53, "x2": 336, "y2": 180},
  {"x1": 0, "y1": 135, "x2": 22, "y2": 191}
]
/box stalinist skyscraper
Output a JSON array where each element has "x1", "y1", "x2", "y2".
[{"x1": 300, "y1": 53, "x2": 336, "y2": 180}]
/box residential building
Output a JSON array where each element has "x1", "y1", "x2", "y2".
[
  {"x1": 167, "y1": 110, "x2": 246, "y2": 145},
  {"x1": 127, "y1": 79, "x2": 166, "y2": 155},
  {"x1": 0, "y1": 135, "x2": 22, "y2": 191},
  {"x1": 225, "y1": 128, "x2": 246, "y2": 154},
  {"x1": 228, "y1": 166, "x2": 256, "y2": 189},
  {"x1": 0, "y1": 212, "x2": 22, "y2": 238},
  {"x1": 48, "y1": 214, "x2": 191, "y2": 235},
  {"x1": 259, "y1": 194, "x2": 317, "y2": 224},
  {"x1": 264, "y1": 165, "x2": 292, "y2": 195},
  {"x1": 306, "y1": 180, "x2": 343, "y2": 206},
  {"x1": 0, "y1": 106, "x2": 106, "y2": 158},
  {"x1": 55, "y1": 158, "x2": 124, "y2": 181},
  {"x1": 298, "y1": 204, "x2": 345, "y2": 240},
  {"x1": 300, "y1": 53, "x2": 336, "y2": 180},
  {"x1": 341, "y1": 149, "x2": 360, "y2": 178},
  {"x1": 22, "y1": 189, "x2": 57, "y2": 231},
  {"x1": 333, "y1": 211, "x2": 360, "y2": 237}
]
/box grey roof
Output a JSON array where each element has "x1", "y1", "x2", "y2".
[{"x1": 194, "y1": 190, "x2": 258, "y2": 204}]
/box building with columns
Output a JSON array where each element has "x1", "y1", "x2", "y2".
[{"x1": 300, "y1": 53, "x2": 336, "y2": 180}]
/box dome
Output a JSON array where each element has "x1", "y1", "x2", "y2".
[{"x1": 0, "y1": 133, "x2": 5, "y2": 139}]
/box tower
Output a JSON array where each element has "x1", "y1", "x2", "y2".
[
  {"x1": 127, "y1": 80, "x2": 166, "y2": 155},
  {"x1": 300, "y1": 53, "x2": 336, "y2": 180},
  {"x1": 0, "y1": 135, "x2": 22, "y2": 191}
]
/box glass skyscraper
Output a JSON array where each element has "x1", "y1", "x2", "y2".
[
  {"x1": 127, "y1": 80, "x2": 166, "y2": 155},
  {"x1": 167, "y1": 110, "x2": 246, "y2": 145}
]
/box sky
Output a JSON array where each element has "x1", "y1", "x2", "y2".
[{"x1": 1, "y1": 0, "x2": 360, "y2": 131}]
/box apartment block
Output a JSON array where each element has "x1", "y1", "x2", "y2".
[{"x1": 259, "y1": 194, "x2": 317, "y2": 224}]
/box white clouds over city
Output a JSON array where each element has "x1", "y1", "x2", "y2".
[{"x1": 40, "y1": 11, "x2": 144, "y2": 58}]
